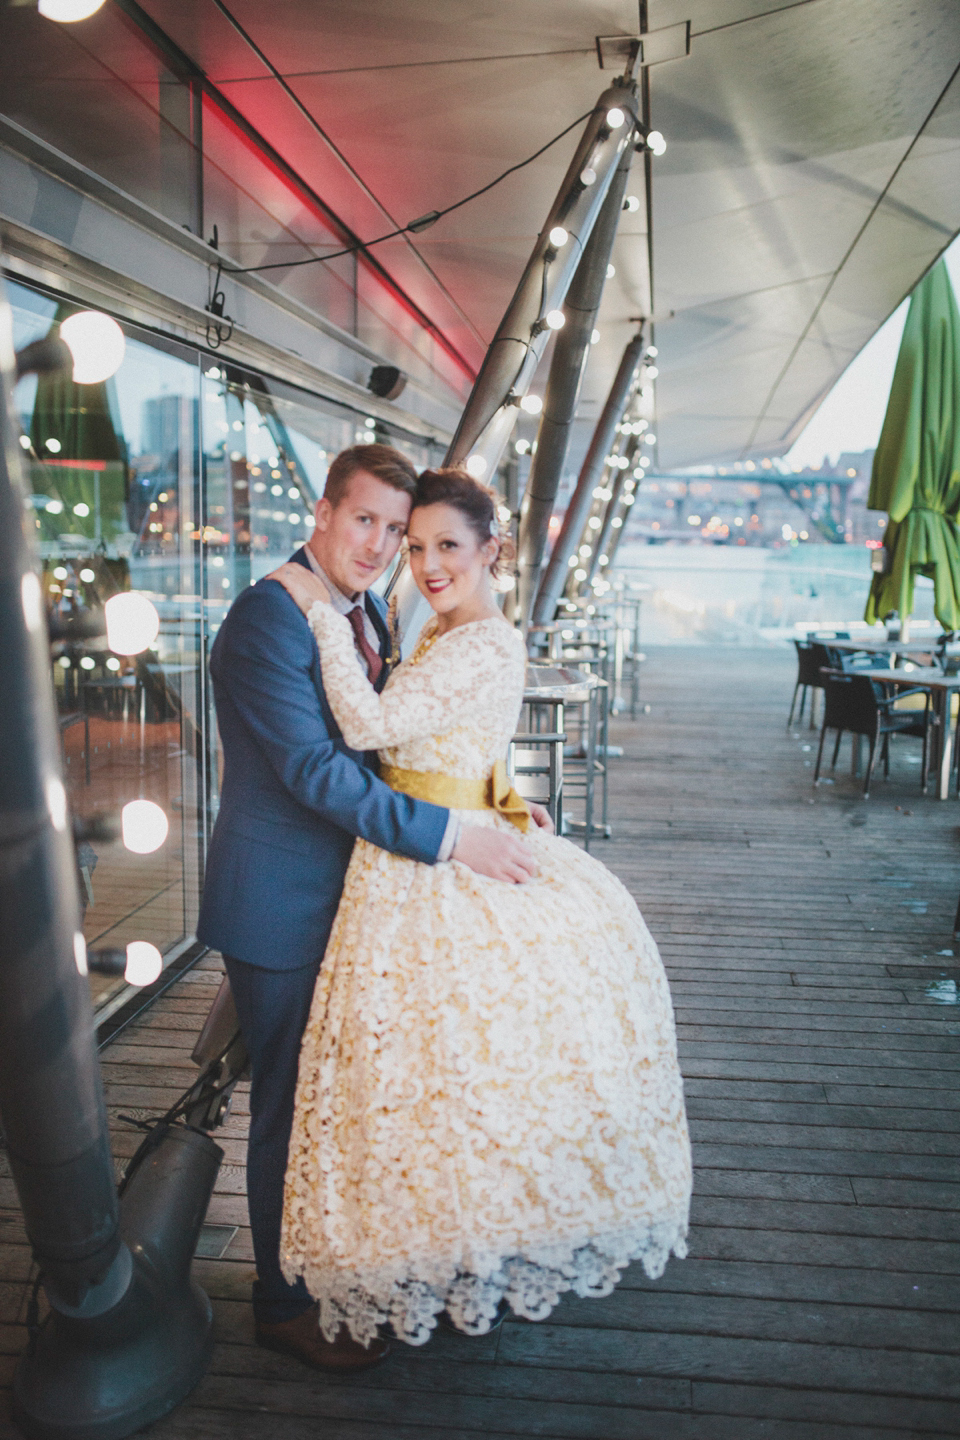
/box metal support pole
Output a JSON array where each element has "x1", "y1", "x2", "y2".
[
  {"x1": 585, "y1": 433, "x2": 641, "y2": 587},
  {"x1": 0, "y1": 270, "x2": 222, "y2": 1440},
  {"x1": 389, "y1": 72, "x2": 640, "y2": 640},
  {"x1": 533, "y1": 327, "x2": 645, "y2": 624},
  {"x1": 515, "y1": 138, "x2": 636, "y2": 627}
]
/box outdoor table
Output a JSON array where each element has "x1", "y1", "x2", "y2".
[
  {"x1": 827, "y1": 638, "x2": 940, "y2": 664},
  {"x1": 824, "y1": 665, "x2": 960, "y2": 799}
]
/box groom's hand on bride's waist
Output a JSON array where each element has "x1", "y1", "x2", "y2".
[{"x1": 452, "y1": 825, "x2": 537, "y2": 883}]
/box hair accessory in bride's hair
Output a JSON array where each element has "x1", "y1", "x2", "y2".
[{"x1": 387, "y1": 593, "x2": 402, "y2": 669}]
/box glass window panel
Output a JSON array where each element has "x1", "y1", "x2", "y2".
[
  {"x1": 0, "y1": 6, "x2": 200, "y2": 232},
  {"x1": 11, "y1": 282, "x2": 203, "y2": 1016},
  {"x1": 9, "y1": 277, "x2": 443, "y2": 1021}
]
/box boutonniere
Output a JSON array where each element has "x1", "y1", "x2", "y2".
[{"x1": 387, "y1": 594, "x2": 402, "y2": 669}]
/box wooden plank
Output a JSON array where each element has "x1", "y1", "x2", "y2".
[{"x1": 5, "y1": 645, "x2": 960, "y2": 1438}]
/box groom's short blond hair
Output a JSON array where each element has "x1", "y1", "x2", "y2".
[{"x1": 324, "y1": 444, "x2": 418, "y2": 510}]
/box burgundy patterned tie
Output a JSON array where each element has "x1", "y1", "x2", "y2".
[{"x1": 346, "y1": 605, "x2": 383, "y2": 686}]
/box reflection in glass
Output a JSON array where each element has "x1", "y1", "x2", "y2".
[{"x1": 9, "y1": 277, "x2": 441, "y2": 1021}]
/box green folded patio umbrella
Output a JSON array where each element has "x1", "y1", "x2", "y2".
[{"x1": 865, "y1": 259, "x2": 960, "y2": 631}]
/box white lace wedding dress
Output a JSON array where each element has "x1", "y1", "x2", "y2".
[{"x1": 280, "y1": 607, "x2": 691, "y2": 1345}]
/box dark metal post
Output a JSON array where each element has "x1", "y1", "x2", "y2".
[
  {"x1": 533, "y1": 327, "x2": 645, "y2": 623},
  {"x1": 0, "y1": 271, "x2": 222, "y2": 1440},
  {"x1": 515, "y1": 138, "x2": 636, "y2": 628}
]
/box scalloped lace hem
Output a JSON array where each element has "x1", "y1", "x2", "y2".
[{"x1": 284, "y1": 1219, "x2": 688, "y2": 1347}]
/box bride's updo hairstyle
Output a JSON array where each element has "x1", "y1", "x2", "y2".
[{"x1": 412, "y1": 468, "x2": 515, "y2": 580}]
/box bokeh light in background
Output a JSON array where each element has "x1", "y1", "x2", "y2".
[
  {"x1": 121, "y1": 799, "x2": 169, "y2": 855},
  {"x1": 59, "y1": 311, "x2": 126, "y2": 384},
  {"x1": 104, "y1": 592, "x2": 160, "y2": 654},
  {"x1": 38, "y1": 0, "x2": 106, "y2": 22},
  {"x1": 124, "y1": 941, "x2": 163, "y2": 986}
]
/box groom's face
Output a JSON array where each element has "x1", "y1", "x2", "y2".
[{"x1": 309, "y1": 469, "x2": 411, "y2": 597}]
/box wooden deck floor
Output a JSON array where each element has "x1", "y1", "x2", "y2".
[{"x1": 4, "y1": 644, "x2": 960, "y2": 1439}]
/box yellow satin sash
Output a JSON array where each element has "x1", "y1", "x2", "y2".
[{"x1": 380, "y1": 758, "x2": 531, "y2": 833}]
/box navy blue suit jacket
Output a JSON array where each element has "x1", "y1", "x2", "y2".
[{"x1": 197, "y1": 548, "x2": 449, "y2": 970}]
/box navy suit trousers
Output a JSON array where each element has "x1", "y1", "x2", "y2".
[{"x1": 224, "y1": 953, "x2": 319, "y2": 1324}]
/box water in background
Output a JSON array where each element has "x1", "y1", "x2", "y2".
[{"x1": 613, "y1": 543, "x2": 938, "y2": 645}]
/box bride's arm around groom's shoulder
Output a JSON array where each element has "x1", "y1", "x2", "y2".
[
  {"x1": 208, "y1": 578, "x2": 449, "y2": 864},
  {"x1": 306, "y1": 601, "x2": 525, "y2": 753}
]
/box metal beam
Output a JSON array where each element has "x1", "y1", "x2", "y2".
[
  {"x1": 586, "y1": 434, "x2": 641, "y2": 585},
  {"x1": 388, "y1": 74, "x2": 640, "y2": 638},
  {"x1": 515, "y1": 136, "x2": 636, "y2": 628},
  {"x1": 532, "y1": 327, "x2": 645, "y2": 623}
]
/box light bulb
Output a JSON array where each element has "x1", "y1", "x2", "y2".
[
  {"x1": 646, "y1": 130, "x2": 667, "y2": 156},
  {"x1": 79, "y1": 567, "x2": 95, "y2": 582},
  {"x1": 79, "y1": 656, "x2": 96, "y2": 671},
  {"x1": 568, "y1": 555, "x2": 578, "y2": 568},
  {"x1": 606, "y1": 264, "x2": 616, "y2": 279},
  {"x1": 465, "y1": 454, "x2": 488, "y2": 479},
  {"x1": 623, "y1": 195, "x2": 641, "y2": 213},
  {"x1": 104, "y1": 592, "x2": 160, "y2": 655},
  {"x1": 545, "y1": 310, "x2": 565, "y2": 331},
  {"x1": 548, "y1": 226, "x2": 569, "y2": 248},
  {"x1": 125, "y1": 941, "x2": 163, "y2": 987},
  {"x1": 73, "y1": 502, "x2": 90, "y2": 518},
  {"x1": 646, "y1": 346, "x2": 658, "y2": 358},
  {"x1": 606, "y1": 107, "x2": 626, "y2": 129},
  {"x1": 644, "y1": 433, "x2": 657, "y2": 446},
  {"x1": 574, "y1": 568, "x2": 587, "y2": 581},
  {"x1": 59, "y1": 311, "x2": 125, "y2": 384},
  {"x1": 121, "y1": 799, "x2": 169, "y2": 854},
  {"x1": 106, "y1": 657, "x2": 121, "y2": 671},
  {"x1": 19, "y1": 435, "x2": 30, "y2": 450},
  {"x1": 39, "y1": 0, "x2": 106, "y2": 18},
  {"x1": 591, "y1": 329, "x2": 601, "y2": 345},
  {"x1": 515, "y1": 439, "x2": 531, "y2": 455},
  {"x1": 45, "y1": 438, "x2": 61, "y2": 454},
  {"x1": 644, "y1": 365, "x2": 659, "y2": 379},
  {"x1": 580, "y1": 167, "x2": 597, "y2": 186},
  {"x1": 519, "y1": 394, "x2": 543, "y2": 415},
  {"x1": 44, "y1": 499, "x2": 64, "y2": 514},
  {"x1": 53, "y1": 565, "x2": 68, "y2": 580},
  {"x1": 74, "y1": 932, "x2": 88, "y2": 976}
]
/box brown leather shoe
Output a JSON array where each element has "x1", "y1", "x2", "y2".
[{"x1": 256, "y1": 1304, "x2": 391, "y2": 1371}]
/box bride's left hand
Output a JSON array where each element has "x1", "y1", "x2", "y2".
[
  {"x1": 528, "y1": 802, "x2": 555, "y2": 834},
  {"x1": 266, "y1": 562, "x2": 330, "y2": 616}
]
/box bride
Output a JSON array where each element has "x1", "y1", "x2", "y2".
[{"x1": 268, "y1": 467, "x2": 691, "y2": 1347}]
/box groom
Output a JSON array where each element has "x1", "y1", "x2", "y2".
[{"x1": 197, "y1": 444, "x2": 540, "y2": 1372}]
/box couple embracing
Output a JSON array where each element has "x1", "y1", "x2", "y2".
[{"x1": 198, "y1": 443, "x2": 691, "y2": 1371}]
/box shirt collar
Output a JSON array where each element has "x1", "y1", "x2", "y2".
[{"x1": 303, "y1": 546, "x2": 360, "y2": 617}]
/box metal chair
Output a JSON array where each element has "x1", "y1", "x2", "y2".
[
  {"x1": 788, "y1": 635, "x2": 850, "y2": 727},
  {"x1": 813, "y1": 672, "x2": 935, "y2": 798}
]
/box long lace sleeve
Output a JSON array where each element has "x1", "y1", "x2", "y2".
[{"x1": 307, "y1": 603, "x2": 524, "y2": 752}]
